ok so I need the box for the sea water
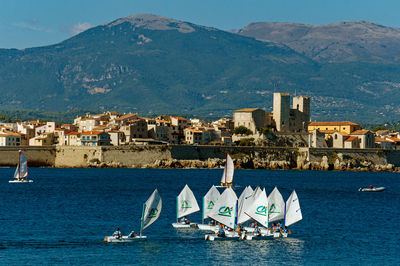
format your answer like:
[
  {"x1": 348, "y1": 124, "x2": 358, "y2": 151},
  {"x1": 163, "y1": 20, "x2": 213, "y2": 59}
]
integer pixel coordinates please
[{"x1": 0, "y1": 168, "x2": 399, "y2": 265}]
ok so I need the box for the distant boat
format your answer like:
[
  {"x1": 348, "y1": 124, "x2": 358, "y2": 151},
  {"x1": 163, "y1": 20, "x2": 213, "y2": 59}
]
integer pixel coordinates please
[
  {"x1": 282, "y1": 190, "x2": 303, "y2": 237},
  {"x1": 9, "y1": 150, "x2": 33, "y2": 183},
  {"x1": 359, "y1": 187, "x2": 386, "y2": 192},
  {"x1": 218, "y1": 153, "x2": 234, "y2": 188},
  {"x1": 172, "y1": 185, "x2": 200, "y2": 228},
  {"x1": 104, "y1": 189, "x2": 162, "y2": 242}
]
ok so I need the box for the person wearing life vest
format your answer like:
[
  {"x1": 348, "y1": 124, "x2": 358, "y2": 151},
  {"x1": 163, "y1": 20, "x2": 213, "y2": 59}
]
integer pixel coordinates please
[
  {"x1": 180, "y1": 216, "x2": 190, "y2": 224},
  {"x1": 112, "y1": 227, "x2": 122, "y2": 239},
  {"x1": 282, "y1": 226, "x2": 291, "y2": 234},
  {"x1": 250, "y1": 220, "x2": 257, "y2": 228},
  {"x1": 254, "y1": 224, "x2": 261, "y2": 236},
  {"x1": 369, "y1": 185, "x2": 373, "y2": 189},
  {"x1": 128, "y1": 231, "x2": 136, "y2": 238},
  {"x1": 216, "y1": 224, "x2": 226, "y2": 237}
]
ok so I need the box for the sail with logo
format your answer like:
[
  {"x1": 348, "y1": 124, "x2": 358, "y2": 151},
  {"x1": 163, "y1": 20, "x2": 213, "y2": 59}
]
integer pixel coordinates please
[
  {"x1": 219, "y1": 153, "x2": 234, "y2": 187},
  {"x1": 244, "y1": 188, "x2": 269, "y2": 229},
  {"x1": 267, "y1": 187, "x2": 285, "y2": 222},
  {"x1": 283, "y1": 190, "x2": 302, "y2": 234},
  {"x1": 104, "y1": 189, "x2": 162, "y2": 242},
  {"x1": 198, "y1": 185, "x2": 221, "y2": 231},
  {"x1": 208, "y1": 187, "x2": 238, "y2": 229},
  {"x1": 172, "y1": 184, "x2": 200, "y2": 228}
]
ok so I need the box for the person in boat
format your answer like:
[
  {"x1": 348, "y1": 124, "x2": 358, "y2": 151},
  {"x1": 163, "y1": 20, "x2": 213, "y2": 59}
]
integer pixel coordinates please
[
  {"x1": 209, "y1": 218, "x2": 216, "y2": 225},
  {"x1": 369, "y1": 185, "x2": 374, "y2": 189},
  {"x1": 277, "y1": 221, "x2": 283, "y2": 231},
  {"x1": 235, "y1": 224, "x2": 243, "y2": 237},
  {"x1": 180, "y1": 216, "x2": 190, "y2": 224},
  {"x1": 250, "y1": 220, "x2": 257, "y2": 228},
  {"x1": 216, "y1": 224, "x2": 226, "y2": 237},
  {"x1": 128, "y1": 231, "x2": 136, "y2": 238},
  {"x1": 253, "y1": 224, "x2": 261, "y2": 236},
  {"x1": 282, "y1": 226, "x2": 291, "y2": 235},
  {"x1": 112, "y1": 227, "x2": 122, "y2": 239}
]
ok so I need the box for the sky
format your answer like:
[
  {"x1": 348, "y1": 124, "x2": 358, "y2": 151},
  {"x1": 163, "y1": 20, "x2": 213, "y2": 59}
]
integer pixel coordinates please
[{"x1": 1, "y1": 0, "x2": 400, "y2": 49}]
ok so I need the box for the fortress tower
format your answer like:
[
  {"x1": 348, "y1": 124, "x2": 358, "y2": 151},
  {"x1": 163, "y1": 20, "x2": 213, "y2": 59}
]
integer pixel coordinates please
[{"x1": 273, "y1": 92, "x2": 290, "y2": 132}]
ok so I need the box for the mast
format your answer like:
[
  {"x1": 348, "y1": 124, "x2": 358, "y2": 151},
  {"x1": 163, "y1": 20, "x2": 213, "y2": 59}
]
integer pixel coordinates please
[
  {"x1": 18, "y1": 150, "x2": 21, "y2": 180},
  {"x1": 283, "y1": 202, "x2": 286, "y2": 227},
  {"x1": 139, "y1": 203, "x2": 145, "y2": 237}
]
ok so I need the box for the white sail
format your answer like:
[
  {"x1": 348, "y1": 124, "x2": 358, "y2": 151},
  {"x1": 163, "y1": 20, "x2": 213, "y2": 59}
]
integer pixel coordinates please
[
  {"x1": 244, "y1": 189, "x2": 269, "y2": 228},
  {"x1": 220, "y1": 153, "x2": 234, "y2": 184},
  {"x1": 141, "y1": 189, "x2": 162, "y2": 232},
  {"x1": 237, "y1": 186, "x2": 254, "y2": 224},
  {"x1": 268, "y1": 187, "x2": 285, "y2": 222},
  {"x1": 285, "y1": 190, "x2": 302, "y2": 227},
  {"x1": 13, "y1": 164, "x2": 20, "y2": 179},
  {"x1": 176, "y1": 184, "x2": 200, "y2": 219},
  {"x1": 203, "y1": 185, "x2": 220, "y2": 220},
  {"x1": 208, "y1": 187, "x2": 237, "y2": 229}
]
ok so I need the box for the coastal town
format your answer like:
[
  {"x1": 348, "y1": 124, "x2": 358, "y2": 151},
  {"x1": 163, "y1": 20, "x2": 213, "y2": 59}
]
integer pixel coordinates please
[{"x1": 0, "y1": 92, "x2": 399, "y2": 150}]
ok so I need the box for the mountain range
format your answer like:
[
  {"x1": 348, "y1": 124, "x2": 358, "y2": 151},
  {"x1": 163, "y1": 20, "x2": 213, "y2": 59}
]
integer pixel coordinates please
[{"x1": 1, "y1": 14, "x2": 399, "y2": 123}]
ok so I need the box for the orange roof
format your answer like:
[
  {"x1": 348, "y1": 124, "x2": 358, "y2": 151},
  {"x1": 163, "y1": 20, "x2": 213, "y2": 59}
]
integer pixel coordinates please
[
  {"x1": 108, "y1": 130, "x2": 123, "y2": 133},
  {"x1": 309, "y1": 121, "x2": 360, "y2": 126},
  {"x1": 171, "y1": 116, "x2": 187, "y2": 121},
  {"x1": 387, "y1": 137, "x2": 400, "y2": 143},
  {"x1": 66, "y1": 132, "x2": 80, "y2": 136},
  {"x1": 345, "y1": 136, "x2": 358, "y2": 142},
  {"x1": 375, "y1": 137, "x2": 393, "y2": 143},
  {"x1": 351, "y1": 130, "x2": 371, "y2": 135},
  {"x1": 186, "y1": 128, "x2": 203, "y2": 134},
  {"x1": 334, "y1": 131, "x2": 349, "y2": 136},
  {"x1": 81, "y1": 131, "x2": 103, "y2": 135},
  {"x1": 234, "y1": 108, "x2": 260, "y2": 112}
]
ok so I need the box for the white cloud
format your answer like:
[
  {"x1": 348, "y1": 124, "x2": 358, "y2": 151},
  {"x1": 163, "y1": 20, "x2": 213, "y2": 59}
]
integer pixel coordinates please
[{"x1": 62, "y1": 22, "x2": 93, "y2": 35}]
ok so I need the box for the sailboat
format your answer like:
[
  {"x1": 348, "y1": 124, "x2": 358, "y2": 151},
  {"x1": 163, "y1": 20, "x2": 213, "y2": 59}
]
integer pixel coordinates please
[
  {"x1": 242, "y1": 187, "x2": 270, "y2": 236},
  {"x1": 237, "y1": 186, "x2": 254, "y2": 226},
  {"x1": 198, "y1": 185, "x2": 220, "y2": 231},
  {"x1": 205, "y1": 187, "x2": 238, "y2": 241},
  {"x1": 267, "y1": 187, "x2": 285, "y2": 237},
  {"x1": 282, "y1": 190, "x2": 302, "y2": 237},
  {"x1": 9, "y1": 150, "x2": 32, "y2": 183},
  {"x1": 218, "y1": 153, "x2": 234, "y2": 188},
  {"x1": 104, "y1": 189, "x2": 162, "y2": 242},
  {"x1": 172, "y1": 184, "x2": 200, "y2": 228},
  {"x1": 243, "y1": 188, "x2": 270, "y2": 240}
]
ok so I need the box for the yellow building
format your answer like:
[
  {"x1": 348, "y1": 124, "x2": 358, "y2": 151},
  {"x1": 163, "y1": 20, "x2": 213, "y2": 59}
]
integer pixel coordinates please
[{"x1": 308, "y1": 121, "x2": 361, "y2": 135}]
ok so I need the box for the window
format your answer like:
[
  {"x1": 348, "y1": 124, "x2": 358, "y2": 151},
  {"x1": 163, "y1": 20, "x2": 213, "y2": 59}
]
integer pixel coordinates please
[{"x1": 335, "y1": 135, "x2": 337, "y2": 140}]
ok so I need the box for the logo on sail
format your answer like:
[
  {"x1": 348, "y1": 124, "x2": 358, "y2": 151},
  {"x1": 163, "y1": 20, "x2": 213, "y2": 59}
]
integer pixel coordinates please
[
  {"x1": 148, "y1": 208, "x2": 158, "y2": 218},
  {"x1": 255, "y1": 206, "x2": 267, "y2": 216},
  {"x1": 207, "y1": 201, "x2": 215, "y2": 209},
  {"x1": 218, "y1": 206, "x2": 233, "y2": 217},
  {"x1": 269, "y1": 204, "x2": 280, "y2": 214},
  {"x1": 181, "y1": 200, "x2": 191, "y2": 209}
]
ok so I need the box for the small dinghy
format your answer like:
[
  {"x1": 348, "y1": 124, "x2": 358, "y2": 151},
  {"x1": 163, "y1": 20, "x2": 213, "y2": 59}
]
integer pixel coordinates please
[
  {"x1": 359, "y1": 187, "x2": 386, "y2": 192},
  {"x1": 104, "y1": 189, "x2": 162, "y2": 242},
  {"x1": 172, "y1": 184, "x2": 200, "y2": 229},
  {"x1": 9, "y1": 151, "x2": 33, "y2": 183},
  {"x1": 198, "y1": 185, "x2": 220, "y2": 231}
]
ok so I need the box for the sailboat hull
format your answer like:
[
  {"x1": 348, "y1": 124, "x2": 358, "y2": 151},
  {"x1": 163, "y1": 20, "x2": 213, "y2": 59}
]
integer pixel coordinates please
[
  {"x1": 9, "y1": 180, "x2": 33, "y2": 183},
  {"x1": 172, "y1": 223, "x2": 197, "y2": 229},
  {"x1": 197, "y1": 224, "x2": 219, "y2": 231},
  {"x1": 103, "y1": 235, "x2": 147, "y2": 242}
]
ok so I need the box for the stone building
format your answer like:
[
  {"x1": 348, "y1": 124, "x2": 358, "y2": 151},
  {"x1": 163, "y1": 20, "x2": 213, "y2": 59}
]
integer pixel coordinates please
[{"x1": 233, "y1": 108, "x2": 271, "y2": 134}]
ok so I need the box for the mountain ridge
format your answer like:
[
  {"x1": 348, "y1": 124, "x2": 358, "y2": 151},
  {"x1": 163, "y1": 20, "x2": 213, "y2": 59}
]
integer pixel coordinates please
[{"x1": 0, "y1": 14, "x2": 399, "y2": 123}]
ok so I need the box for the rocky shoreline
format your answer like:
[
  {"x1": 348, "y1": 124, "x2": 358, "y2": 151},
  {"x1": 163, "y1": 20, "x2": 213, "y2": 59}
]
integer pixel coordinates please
[{"x1": 89, "y1": 155, "x2": 400, "y2": 172}]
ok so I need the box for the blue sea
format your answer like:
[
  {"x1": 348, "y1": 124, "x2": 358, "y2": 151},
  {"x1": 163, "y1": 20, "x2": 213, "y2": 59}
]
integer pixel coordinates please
[{"x1": 0, "y1": 168, "x2": 399, "y2": 265}]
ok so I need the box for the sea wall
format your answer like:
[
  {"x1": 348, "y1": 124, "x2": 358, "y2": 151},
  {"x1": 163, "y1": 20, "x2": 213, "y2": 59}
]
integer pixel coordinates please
[{"x1": 0, "y1": 145, "x2": 399, "y2": 171}]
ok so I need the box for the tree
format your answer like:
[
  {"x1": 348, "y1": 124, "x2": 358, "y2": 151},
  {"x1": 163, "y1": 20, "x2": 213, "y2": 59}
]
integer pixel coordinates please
[
  {"x1": 233, "y1": 126, "x2": 253, "y2": 136},
  {"x1": 372, "y1": 126, "x2": 387, "y2": 132},
  {"x1": 238, "y1": 138, "x2": 255, "y2": 146}
]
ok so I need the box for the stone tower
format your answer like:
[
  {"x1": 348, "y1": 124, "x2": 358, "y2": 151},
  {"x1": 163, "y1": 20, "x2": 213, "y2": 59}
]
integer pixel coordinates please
[
  {"x1": 273, "y1": 92, "x2": 290, "y2": 132},
  {"x1": 293, "y1": 96, "x2": 310, "y2": 118}
]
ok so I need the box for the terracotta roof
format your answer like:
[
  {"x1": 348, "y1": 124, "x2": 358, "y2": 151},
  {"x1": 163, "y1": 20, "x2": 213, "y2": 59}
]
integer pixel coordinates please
[
  {"x1": 234, "y1": 108, "x2": 260, "y2": 112},
  {"x1": 108, "y1": 130, "x2": 123, "y2": 133},
  {"x1": 0, "y1": 133, "x2": 20, "y2": 137},
  {"x1": 375, "y1": 137, "x2": 393, "y2": 143},
  {"x1": 185, "y1": 128, "x2": 203, "y2": 134},
  {"x1": 350, "y1": 130, "x2": 371, "y2": 135},
  {"x1": 66, "y1": 132, "x2": 80, "y2": 136},
  {"x1": 334, "y1": 131, "x2": 349, "y2": 136},
  {"x1": 171, "y1": 116, "x2": 187, "y2": 121},
  {"x1": 387, "y1": 137, "x2": 400, "y2": 143},
  {"x1": 309, "y1": 121, "x2": 360, "y2": 126},
  {"x1": 345, "y1": 136, "x2": 358, "y2": 142},
  {"x1": 81, "y1": 131, "x2": 104, "y2": 135},
  {"x1": 310, "y1": 129, "x2": 336, "y2": 134}
]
